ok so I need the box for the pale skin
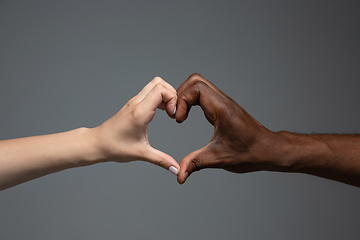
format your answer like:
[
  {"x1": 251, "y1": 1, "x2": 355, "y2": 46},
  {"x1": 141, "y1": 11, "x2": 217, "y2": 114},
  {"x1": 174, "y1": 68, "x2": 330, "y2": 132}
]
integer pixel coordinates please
[
  {"x1": 0, "y1": 77, "x2": 180, "y2": 191},
  {"x1": 175, "y1": 73, "x2": 360, "y2": 187}
]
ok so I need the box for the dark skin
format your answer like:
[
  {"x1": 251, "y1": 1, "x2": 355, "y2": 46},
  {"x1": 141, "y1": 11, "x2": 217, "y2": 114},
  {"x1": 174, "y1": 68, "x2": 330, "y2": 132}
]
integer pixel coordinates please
[{"x1": 175, "y1": 73, "x2": 360, "y2": 187}]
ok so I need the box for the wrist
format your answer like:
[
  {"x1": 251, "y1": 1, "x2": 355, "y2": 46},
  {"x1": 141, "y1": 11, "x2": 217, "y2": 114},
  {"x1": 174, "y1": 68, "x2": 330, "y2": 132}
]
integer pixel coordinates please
[
  {"x1": 251, "y1": 130, "x2": 291, "y2": 171},
  {"x1": 75, "y1": 127, "x2": 107, "y2": 165},
  {"x1": 272, "y1": 131, "x2": 329, "y2": 173}
]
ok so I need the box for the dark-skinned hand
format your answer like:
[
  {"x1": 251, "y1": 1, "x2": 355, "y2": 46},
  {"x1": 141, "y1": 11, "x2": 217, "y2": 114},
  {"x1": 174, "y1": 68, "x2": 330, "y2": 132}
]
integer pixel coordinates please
[{"x1": 175, "y1": 73, "x2": 281, "y2": 184}]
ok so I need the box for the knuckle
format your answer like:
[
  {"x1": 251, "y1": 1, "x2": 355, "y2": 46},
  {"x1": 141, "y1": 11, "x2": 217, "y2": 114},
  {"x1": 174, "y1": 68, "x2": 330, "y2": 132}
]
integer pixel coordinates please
[
  {"x1": 183, "y1": 73, "x2": 204, "y2": 87},
  {"x1": 125, "y1": 97, "x2": 136, "y2": 108},
  {"x1": 154, "y1": 83, "x2": 165, "y2": 90},
  {"x1": 179, "y1": 93, "x2": 187, "y2": 101},
  {"x1": 189, "y1": 73, "x2": 202, "y2": 80},
  {"x1": 189, "y1": 80, "x2": 208, "y2": 95},
  {"x1": 153, "y1": 76, "x2": 164, "y2": 84},
  {"x1": 189, "y1": 73, "x2": 206, "y2": 85},
  {"x1": 125, "y1": 102, "x2": 132, "y2": 109},
  {"x1": 157, "y1": 158, "x2": 166, "y2": 168},
  {"x1": 191, "y1": 158, "x2": 202, "y2": 172},
  {"x1": 131, "y1": 105, "x2": 144, "y2": 119},
  {"x1": 179, "y1": 95, "x2": 191, "y2": 109},
  {"x1": 193, "y1": 79, "x2": 207, "y2": 89}
]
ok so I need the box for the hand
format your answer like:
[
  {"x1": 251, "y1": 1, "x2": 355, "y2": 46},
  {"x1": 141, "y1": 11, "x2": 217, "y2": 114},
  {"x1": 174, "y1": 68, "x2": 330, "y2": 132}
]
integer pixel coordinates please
[
  {"x1": 93, "y1": 77, "x2": 180, "y2": 175},
  {"x1": 175, "y1": 73, "x2": 279, "y2": 184}
]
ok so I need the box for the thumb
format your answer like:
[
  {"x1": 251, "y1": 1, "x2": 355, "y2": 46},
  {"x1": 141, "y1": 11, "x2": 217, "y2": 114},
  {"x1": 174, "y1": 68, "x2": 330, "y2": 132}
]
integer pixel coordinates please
[
  {"x1": 177, "y1": 145, "x2": 215, "y2": 184},
  {"x1": 140, "y1": 146, "x2": 180, "y2": 176}
]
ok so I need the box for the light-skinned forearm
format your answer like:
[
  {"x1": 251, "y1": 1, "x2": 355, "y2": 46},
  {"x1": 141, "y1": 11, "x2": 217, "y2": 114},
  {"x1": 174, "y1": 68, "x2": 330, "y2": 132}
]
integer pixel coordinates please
[
  {"x1": 0, "y1": 127, "x2": 101, "y2": 191},
  {"x1": 276, "y1": 131, "x2": 360, "y2": 187},
  {"x1": 0, "y1": 77, "x2": 181, "y2": 190}
]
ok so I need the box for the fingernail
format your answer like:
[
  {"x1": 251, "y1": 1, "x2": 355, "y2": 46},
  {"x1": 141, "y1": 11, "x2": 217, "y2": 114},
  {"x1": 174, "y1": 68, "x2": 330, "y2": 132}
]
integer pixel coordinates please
[
  {"x1": 173, "y1": 106, "x2": 177, "y2": 116},
  {"x1": 183, "y1": 172, "x2": 189, "y2": 179},
  {"x1": 169, "y1": 166, "x2": 179, "y2": 176}
]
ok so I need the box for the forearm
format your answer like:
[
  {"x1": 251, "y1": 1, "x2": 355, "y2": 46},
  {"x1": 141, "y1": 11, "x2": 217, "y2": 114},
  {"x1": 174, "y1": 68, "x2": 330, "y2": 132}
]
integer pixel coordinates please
[
  {"x1": 275, "y1": 131, "x2": 360, "y2": 187},
  {"x1": 0, "y1": 127, "x2": 102, "y2": 190}
]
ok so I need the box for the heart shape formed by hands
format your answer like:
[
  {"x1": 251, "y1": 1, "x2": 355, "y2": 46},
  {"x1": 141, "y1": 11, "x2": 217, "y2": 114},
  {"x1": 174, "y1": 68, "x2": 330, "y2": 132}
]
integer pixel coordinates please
[{"x1": 94, "y1": 74, "x2": 276, "y2": 185}]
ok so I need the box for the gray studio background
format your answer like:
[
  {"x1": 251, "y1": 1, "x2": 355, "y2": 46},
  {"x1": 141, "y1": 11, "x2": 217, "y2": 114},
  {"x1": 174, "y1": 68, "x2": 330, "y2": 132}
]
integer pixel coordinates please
[{"x1": 0, "y1": 0, "x2": 360, "y2": 239}]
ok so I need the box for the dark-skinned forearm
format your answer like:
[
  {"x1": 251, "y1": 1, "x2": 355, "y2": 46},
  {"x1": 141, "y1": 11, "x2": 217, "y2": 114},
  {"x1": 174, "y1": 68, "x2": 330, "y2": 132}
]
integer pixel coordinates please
[{"x1": 274, "y1": 131, "x2": 360, "y2": 187}]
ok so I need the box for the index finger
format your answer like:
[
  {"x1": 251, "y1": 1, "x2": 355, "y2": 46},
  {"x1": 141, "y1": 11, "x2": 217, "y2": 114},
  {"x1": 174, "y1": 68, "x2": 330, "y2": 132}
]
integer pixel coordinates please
[
  {"x1": 133, "y1": 77, "x2": 177, "y2": 104},
  {"x1": 177, "y1": 73, "x2": 225, "y2": 97},
  {"x1": 139, "y1": 83, "x2": 177, "y2": 124},
  {"x1": 175, "y1": 80, "x2": 225, "y2": 125}
]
